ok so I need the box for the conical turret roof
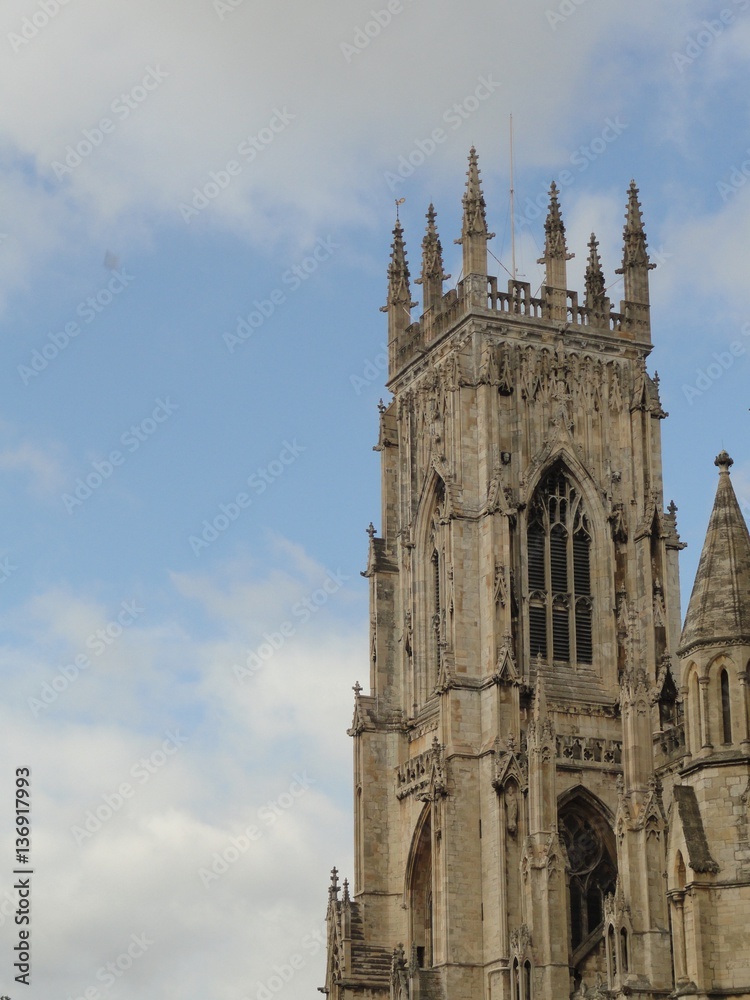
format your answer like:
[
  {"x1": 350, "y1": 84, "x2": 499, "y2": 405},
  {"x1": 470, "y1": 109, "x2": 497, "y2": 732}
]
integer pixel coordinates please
[{"x1": 679, "y1": 451, "x2": 750, "y2": 655}]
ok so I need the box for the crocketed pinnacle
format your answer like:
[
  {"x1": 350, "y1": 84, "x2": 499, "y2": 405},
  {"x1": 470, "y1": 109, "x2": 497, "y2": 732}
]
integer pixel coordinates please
[
  {"x1": 617, "y1": 180, "x2": 655, "y2": 273},
  {"x1": 386, "y1": 217, "x2": 412, "y2": 304},
  {"x1": 417, "y1": 203, "x2": 450, "y2": 286},
  {"x1": 457, "y1": 146, "x2": 495, "y2": 244},
  {"x1": 679, "y1": 451, "x2": 750, "y2": 654},
  {"x1": 584, "y1": 232, "x2": 607, "y2": 306},
  {"x1": 542, "y1": 182, "x2": 571, "y2": 260}
]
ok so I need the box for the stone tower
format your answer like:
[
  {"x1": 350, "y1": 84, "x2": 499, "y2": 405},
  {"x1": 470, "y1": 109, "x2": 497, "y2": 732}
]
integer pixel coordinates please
[{"x1": 320, "y1": 150, "x2": 750, "y2": 1000}]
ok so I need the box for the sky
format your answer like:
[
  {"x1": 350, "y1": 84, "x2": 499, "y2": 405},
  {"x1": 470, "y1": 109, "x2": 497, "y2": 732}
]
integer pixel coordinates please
[{"x1": 0, "y1": 0, "x2": 749, "y2": 998}]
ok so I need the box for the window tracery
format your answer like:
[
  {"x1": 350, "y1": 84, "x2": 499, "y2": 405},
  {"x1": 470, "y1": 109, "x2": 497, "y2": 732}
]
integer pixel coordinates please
[
  {"x1": 527, "y1": 465, "x2": 593, "y2": 665},
  {"x1": 559, "y1": 806, "x2": 617, "y2": 951}
]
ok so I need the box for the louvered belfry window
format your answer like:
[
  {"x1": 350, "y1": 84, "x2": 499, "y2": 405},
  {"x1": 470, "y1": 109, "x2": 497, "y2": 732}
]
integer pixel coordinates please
[{"x1": 527, "y1": 465, "x2": 593, "y2": 665}]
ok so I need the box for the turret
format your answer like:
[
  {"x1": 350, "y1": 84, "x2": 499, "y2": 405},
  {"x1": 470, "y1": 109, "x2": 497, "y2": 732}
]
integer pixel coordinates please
[{"x1": 668, "y1": 453, "x2": 750, "y2": 995}]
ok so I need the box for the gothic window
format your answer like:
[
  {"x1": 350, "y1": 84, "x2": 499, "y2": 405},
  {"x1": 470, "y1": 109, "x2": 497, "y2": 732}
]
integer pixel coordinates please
[
  {"x1": 523, "y1": 960, "x2": 532, "y2": 1000},
  {"x1": 720, "y1": 669, "x2": 732, "y2": 745},
  {"x1": 620, "y1": 928, "x2": 629, "y2": 973},
  {"x1": 559, "y1": 806, "x2": 617, "y2": 952},
  {"x1": 527, "y1": 465, "x2": 593, "y2": 665}
]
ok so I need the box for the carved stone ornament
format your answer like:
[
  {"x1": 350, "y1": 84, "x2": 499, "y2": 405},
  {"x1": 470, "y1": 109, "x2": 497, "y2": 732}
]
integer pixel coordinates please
[
  {"x1": 396, "y1": 737, "x2": 448, "y2": 802},
  {"x1": 492, "y1": 735, "x2": 528, "y2": 794}
]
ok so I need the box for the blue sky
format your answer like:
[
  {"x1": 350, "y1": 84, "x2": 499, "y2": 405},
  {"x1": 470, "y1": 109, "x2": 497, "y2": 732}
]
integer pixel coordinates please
[{"x1": 1, "y1": 1, "x2": 750, "y2": 997}]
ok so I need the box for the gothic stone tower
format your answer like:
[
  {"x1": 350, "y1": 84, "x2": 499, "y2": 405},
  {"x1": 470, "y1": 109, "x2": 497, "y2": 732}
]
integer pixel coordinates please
[{"x1": 321, "y1": 150, "x2": 750, "y2": 1000}]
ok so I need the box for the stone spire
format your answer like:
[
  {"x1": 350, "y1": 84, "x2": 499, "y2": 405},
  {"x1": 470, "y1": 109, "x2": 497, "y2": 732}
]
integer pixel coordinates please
[
  {"x1": 456, "y1": 146, "x2": 494, "y2": 285},
  {"x1": 584, "y1": 232, "x2": 610, "y2": 320},
  {"x1": 416, "y1": 203, "x2": 450, "y2": 314},
  {"x1": 679, "y1": 451, "x2": 750, "y2": 655},
  {"x1": 616, "y1": 180, "x2": 654, "y2": 334},
  {"x1": 537, "y1": 182, "x2": 573, "y2": 320},
  {"x1": 382, "y1": 215, "x2": 416, "y2": 370}
]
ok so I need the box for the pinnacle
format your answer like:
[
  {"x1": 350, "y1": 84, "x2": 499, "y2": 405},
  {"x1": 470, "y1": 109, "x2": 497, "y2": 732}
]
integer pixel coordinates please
[
  {"x1": 618, "y1": 178, "x2": 654, "y2": 272},
  {"x1": 538, "y1": 181, "x2": 571, "y2": 264},
  {"x1": 458, "y1": 146, "x2": 494, "y2": 242},
  {"x1": 465, "y1": 147, "x2": 481, "y2": 199},
  {"x1": 585, "y1": 232, "x2": 607, "y2": 305},
  {"x1": 625, "y1": 180, "x2": 644, "y2": 232},
  {"x1": 383, "y1": 216, "x2": 415, "y2": 315},
  {"x1": 388, "y1": 217, "x2": 409, "y2": 284},
  {"x1": 417, "y1": 203, "x2": 450, "y2": 286},
  {"x1": 547, "y1": 182, "x2": 562, "y2": 222}
]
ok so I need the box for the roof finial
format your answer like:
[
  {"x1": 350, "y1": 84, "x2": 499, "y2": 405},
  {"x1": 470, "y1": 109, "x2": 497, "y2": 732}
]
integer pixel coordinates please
[{"x1": 715, "y1": 450, "x2": 734, "y2": 473}]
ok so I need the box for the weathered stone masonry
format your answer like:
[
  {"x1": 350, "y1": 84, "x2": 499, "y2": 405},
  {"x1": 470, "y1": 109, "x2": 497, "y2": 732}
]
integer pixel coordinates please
[{"x1": 320, "y1": 149, "x2": 750, "y2": 1000}]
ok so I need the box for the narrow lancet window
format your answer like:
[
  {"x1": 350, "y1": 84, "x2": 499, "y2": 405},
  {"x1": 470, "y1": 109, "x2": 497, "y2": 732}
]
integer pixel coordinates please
[{"x1": 721, "y1": 669, "x2": 732, "y2": 744}]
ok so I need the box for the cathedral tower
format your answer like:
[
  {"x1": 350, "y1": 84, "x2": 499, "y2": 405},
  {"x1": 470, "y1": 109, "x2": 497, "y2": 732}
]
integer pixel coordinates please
[{"x1": 321, "y1": 152, "x2": 749, "y2": 1000}]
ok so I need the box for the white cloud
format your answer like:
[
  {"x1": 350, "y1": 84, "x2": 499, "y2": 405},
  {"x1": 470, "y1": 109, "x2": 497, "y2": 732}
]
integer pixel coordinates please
[
  {"x1": 0, "y1": 440, "x2": 67, "y2": 494},
  {"x1": 0, "y1": 0, "x2": 713, "y2": 294},
  {"x1": 0, "y1": 541, "x2": 358, "y2": 998}
]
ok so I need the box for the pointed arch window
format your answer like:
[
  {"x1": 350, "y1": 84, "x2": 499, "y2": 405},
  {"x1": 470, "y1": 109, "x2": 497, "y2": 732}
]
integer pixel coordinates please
[{"x1": 527, "y1": 465, "x2": 593, "y2": 665}]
